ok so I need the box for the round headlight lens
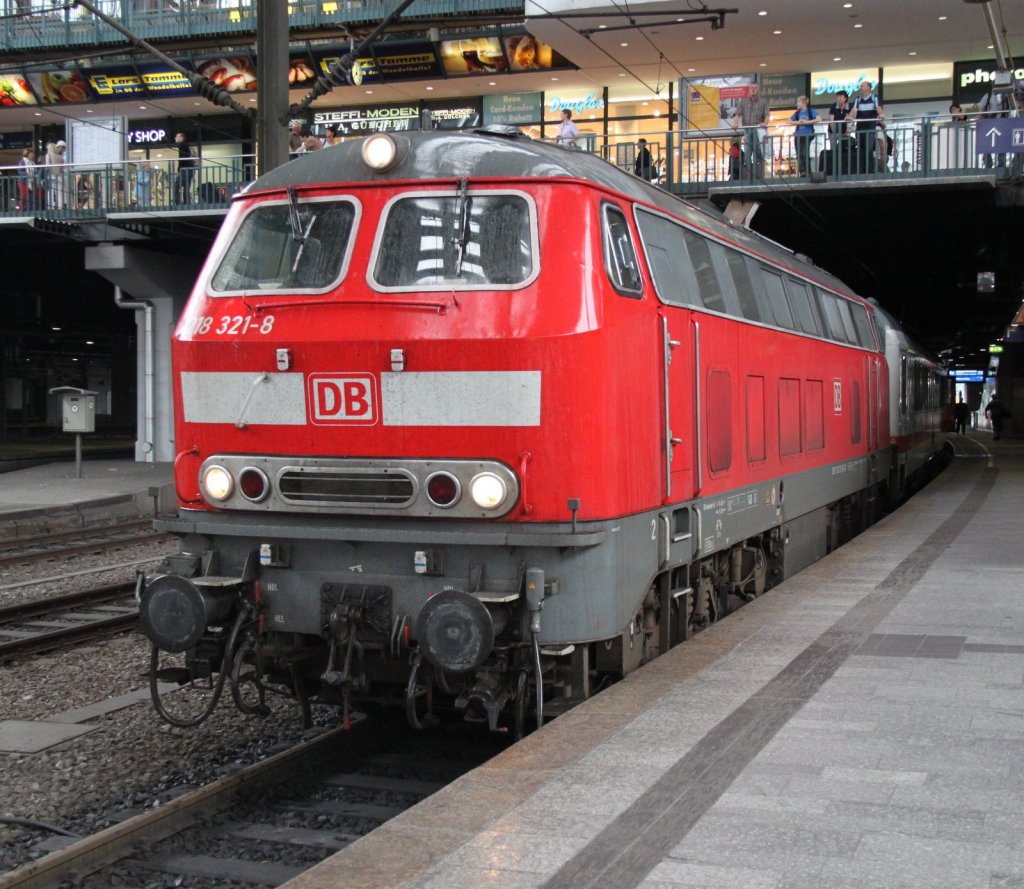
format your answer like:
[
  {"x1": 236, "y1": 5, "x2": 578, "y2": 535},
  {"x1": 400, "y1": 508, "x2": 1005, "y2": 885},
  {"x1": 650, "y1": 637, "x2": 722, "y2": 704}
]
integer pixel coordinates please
[
  {"x1": 426, "y1": 472, "x2": 461, "y2": 508},
  {"x1": 202, "y1": 465, "x2": 233, "y2": 501},
  {"x1": 238, "y1": 467, "x2": 269, "y2": 502},
  {"x1": 469, "y1": 472, "x2": 507, "y2": 510},
  {"x1": 361, "y1": 133, "x2": 398, "y2": 172}
]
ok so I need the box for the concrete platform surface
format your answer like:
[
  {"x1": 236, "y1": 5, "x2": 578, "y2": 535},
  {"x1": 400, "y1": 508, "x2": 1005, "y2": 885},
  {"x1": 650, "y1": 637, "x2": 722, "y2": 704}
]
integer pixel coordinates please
[
  {"x1": 0, "y1": 459, "x2": 174, "y2": 541},
  {"x1": 281, "y1": 434, "x2": 1024, "y2": 889}
]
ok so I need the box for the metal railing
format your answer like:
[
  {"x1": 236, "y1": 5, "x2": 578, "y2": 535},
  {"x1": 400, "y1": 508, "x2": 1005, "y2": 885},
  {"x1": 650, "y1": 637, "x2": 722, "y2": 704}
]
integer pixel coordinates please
[
  {"x1": 0, "y1": 153, "x2": 254, "y2": 218},
  {"x1": 1, "y1": 114, "x2": 1019, "y2": 224},
  {"x1": 0, "y1": 0, "x2": 525, "y2": 49}
]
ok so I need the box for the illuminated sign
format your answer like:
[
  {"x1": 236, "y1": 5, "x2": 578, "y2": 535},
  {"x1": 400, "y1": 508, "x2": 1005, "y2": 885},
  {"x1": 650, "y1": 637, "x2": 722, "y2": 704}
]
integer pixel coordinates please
[
  {"x1": 483, "y1": 92, "x2": 543, "y2": 125},
  {"x1": 949, "y1": 370, "x2": 986, "y2": 381},
  {"x1": 128, "y1": 128, "x2": 167, "y2": 144},
  {"x1": 314, "y1": 104, "x2": 419, "y2": 134},
  {"x1": 547, "y1": 93, "x2": 604, "y2": 114},
  {"x1": 989, "y1": 344, "x2": 1004, "y2": 354}
]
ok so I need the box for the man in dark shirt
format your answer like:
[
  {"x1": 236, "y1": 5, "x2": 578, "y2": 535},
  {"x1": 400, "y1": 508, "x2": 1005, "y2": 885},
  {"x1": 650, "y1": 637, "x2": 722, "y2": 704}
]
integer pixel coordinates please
[{"x1": 174, "y1": 131, "x2": 197, "y2": 204}]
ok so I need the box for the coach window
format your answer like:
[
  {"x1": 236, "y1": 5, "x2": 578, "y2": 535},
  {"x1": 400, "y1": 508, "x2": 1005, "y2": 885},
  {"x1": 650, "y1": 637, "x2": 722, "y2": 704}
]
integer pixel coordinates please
[
  {"x1": 602, "y1": 205, "x2": 642, "y2": 297},
  {"x1": 761, "y1": 272, "x2": 795, "y2": 330},
  {"x1": 211, "y1": 199, "x2": 357, "y2": 293},
  {"x1": 785, "y1": 279, "x2": 821, "y2": 336},
  {"x1": 635, "y1": 210, "x2": 701, "y2": 307},
  {"x1": 372, "y1": 192, "x2": 536, "y2": 290}
]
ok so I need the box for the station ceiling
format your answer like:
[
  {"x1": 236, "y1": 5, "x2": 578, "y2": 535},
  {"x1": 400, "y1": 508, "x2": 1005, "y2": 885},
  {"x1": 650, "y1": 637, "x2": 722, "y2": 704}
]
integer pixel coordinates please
[{"x1": 2, "y1": 0, "x2": 1022, "y2": 363}]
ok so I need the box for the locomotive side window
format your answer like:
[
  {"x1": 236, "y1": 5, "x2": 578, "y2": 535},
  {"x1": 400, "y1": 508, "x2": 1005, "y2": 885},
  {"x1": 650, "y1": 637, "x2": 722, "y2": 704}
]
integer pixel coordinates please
[
  {"x1": 211, "y1": 199, "x2": 357, "y2": 293},
  {"x1": 634, "y1": 210, "x2": 698, "y2": 307},
  {"x1": 726, "y1": 251, "x2": 763, "y2": 322},
  {"x1": 372, "y1": 192, "x2": 535, "y2": 290},
  {"x1": 835, "y1": 299, "x2": 860, "y2": 344},
  {"x1": 817, "y1": 291, "x2": 852, "y2": 343},
  {"x1": 761, "y1": 273, "x2": 795, "y2": 330},
  {"x1": 848, "y1": 302, "x2": 875, "y2": 348},
  {"x1": 602, "y1": 205, "x2": 642, "y2": 297},
  {"x1": 681, "y1": 230, "x2": 727, "y2": 314},
  {"x1": 785, "y1": 279, "x2": 821, "y2": 336}
]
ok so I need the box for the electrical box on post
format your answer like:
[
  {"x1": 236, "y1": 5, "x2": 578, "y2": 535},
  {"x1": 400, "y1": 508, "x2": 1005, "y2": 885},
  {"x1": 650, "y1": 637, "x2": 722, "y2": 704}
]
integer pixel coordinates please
[{"x1": 50, "y1": 387, "x2": 98, "y2": 433}]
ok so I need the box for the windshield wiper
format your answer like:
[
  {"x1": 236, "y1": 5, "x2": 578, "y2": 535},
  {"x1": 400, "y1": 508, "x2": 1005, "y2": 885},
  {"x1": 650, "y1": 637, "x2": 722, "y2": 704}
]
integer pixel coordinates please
[
  {"x1": 286, "y1": 186, "x2": 316, "y2": 274},
  {"x1": 451, "y1": 177, "x2": 470, "y2": 277}
]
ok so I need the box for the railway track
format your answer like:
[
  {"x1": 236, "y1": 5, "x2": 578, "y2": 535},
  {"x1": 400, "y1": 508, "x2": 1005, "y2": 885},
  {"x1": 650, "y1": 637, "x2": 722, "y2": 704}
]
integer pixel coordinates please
[
  {"x1": 0, "y1": 717, "x2": 503, "y2": 889},
  {"x1": 0, "y1": 520, "x2": 167, "y2": 570},
  {"x1": 0, "y1": 582, "x2": 138, "y2": 661}
]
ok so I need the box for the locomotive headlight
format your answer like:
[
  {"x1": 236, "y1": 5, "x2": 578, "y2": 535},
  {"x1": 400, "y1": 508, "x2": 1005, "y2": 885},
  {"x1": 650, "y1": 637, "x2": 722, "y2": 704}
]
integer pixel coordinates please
[
  {"x1": 469, "y1": 472, "x2": 508, "y2": 510},
  {"x1": 362, "y1": 133, "x2": 399, "y2": 172},
  {"x1": 202, "y1": 465, "x2": 234, "y2": 501}
]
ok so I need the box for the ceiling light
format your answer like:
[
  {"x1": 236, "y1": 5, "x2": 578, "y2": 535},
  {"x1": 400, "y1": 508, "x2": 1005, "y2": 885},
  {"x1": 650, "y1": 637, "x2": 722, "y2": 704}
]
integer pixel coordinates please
[
  {"x1": 688, "y1": 67, "x2": 696, "y2": 72},
  {"x1": 833, "y1": 56, "x2": 842, "y2": 61},
  {"x1": 599, "y1": 24, "x2": 607, "y2": 29},
  {"x1": 618, "y1": 72, "x2": 626, "y2": 76},
  {"x1": 489, "y1": 81, "x2": 496, "y2": 85},
  {"x1": 758, "y1": 9, "x2": 767, "y2": 14},
  {"x1": 551, "y1": 76, "x2": 559, "y2": 81},
  {"x1": 938, "y1": 15, "x2": 947, "y2": 20},
  {"x1": 842, "y1": 2, "x2": 852, "y2": 6},
  {"x1": 139, "y1": 105, "x2": 147, "y2": 109},
  {"x1": 695, "y1": 35, "x2": 704, "y2": 40},
  {"x1": 908, "y1": 51, "x2": 917, "y2": 56},
  {"x1": 773, "y1": 29, "x2": 781, "y2": 34},
  {"x1": 620, "y1": 42, "x2": 629, "y2": 47},
  {"x1": 853, "y1": 23, "x2": 863, "y2": 28},
  {"x1": 34, "y1": 111, "x2": 42, "y2": 116},
  {"x1": 425, "y1": 85, "x2": 433, "y2": 90},
  {"x1": 759, "y1": 62, "x2": 767, "y2": 67}
]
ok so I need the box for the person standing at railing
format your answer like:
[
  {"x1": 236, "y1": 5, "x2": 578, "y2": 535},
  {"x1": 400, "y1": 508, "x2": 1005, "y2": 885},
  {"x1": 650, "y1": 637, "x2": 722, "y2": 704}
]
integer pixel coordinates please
[
  {"x1": 787, "y1": 96, "x2": 820, "y2": 178},
  {"x1": 16, "y1": 148, "x2": 36, "y2": 212},
  {"x1": 634, "y1": 138, "x2": 654, "y2": 181},
  {"x1": 45, "y1": 140, "x2": 68, "y2": 210},
  {"x1": 849, "y1": 81, "x2": 883, "y2": 175},
  {"x1": 729, "y1": 81, "x2": 769, "y2": 181},
  {"x1": 556, "y1": 109, "x2": 580, "y2": 148},
  {"x1": 827, "y1": 90, "x2": 852, "y2": 173},
  {"x1": 174, "y1": 131, "x2": 198, "y2": 204}
]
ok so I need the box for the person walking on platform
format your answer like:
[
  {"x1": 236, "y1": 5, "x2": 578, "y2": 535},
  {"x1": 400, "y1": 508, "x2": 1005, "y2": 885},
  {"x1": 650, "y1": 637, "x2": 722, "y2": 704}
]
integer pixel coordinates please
[
  {"x1": 953, "y1": 394, "x2": 970, "y2": 434},
  {"x1": 985, "y1": 393, "x2": 1010, "y2": 440}
]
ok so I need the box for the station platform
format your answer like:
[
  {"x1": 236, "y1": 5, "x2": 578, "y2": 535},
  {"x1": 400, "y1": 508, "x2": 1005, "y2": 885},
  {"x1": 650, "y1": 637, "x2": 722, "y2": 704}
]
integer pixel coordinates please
[
  {"x1": 283, "y1": 432, "x2": 1024, "y2": 889},
  {"x1": 0, "y1": 458, "x2": 174, "y2": 542}
]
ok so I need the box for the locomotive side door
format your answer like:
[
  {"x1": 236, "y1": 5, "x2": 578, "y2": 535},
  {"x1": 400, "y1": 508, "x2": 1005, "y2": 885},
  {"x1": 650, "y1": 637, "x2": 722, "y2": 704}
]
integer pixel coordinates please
[{"x1": 661, "y1": 306, "x2": 696, "y2": 503}]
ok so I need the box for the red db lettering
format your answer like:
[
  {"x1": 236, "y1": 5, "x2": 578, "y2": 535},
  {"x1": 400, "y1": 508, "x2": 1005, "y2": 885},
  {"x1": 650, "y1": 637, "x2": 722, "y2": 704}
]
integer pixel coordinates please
[{"x1": 308, "y1": 374, "x2": 377, "y2": 425}]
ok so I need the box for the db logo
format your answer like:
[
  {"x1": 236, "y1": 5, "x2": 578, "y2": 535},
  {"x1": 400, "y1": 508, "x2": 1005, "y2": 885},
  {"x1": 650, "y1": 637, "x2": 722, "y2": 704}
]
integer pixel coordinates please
[{"x1": 308, "y1": 374, "x2": 377, "y2": 425}]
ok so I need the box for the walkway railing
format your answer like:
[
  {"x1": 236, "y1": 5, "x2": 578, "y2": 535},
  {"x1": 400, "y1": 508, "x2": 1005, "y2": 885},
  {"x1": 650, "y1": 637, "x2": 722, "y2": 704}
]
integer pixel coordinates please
[
  {"x1": 1, "y1": 114, "x2": 1019, "y2": 223},
  {"x1": 0, "y1": 153, "x2": 254, "y2": 219},
  {"x1": 0, "y1": 0, "x2": 525, "y2": 49}
]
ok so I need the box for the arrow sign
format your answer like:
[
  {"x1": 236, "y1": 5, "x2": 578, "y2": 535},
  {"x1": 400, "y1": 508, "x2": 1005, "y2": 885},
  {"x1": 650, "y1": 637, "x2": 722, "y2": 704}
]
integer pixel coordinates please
[{"x1": 977, "y1": 119, "x2": 1024, "y2": 154}]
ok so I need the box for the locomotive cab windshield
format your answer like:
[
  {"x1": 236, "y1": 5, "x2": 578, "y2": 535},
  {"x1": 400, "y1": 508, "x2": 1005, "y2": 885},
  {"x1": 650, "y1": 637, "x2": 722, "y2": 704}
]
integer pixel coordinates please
[{"x1": 210, "y1": 197, "x2": 358, "y2": 294}]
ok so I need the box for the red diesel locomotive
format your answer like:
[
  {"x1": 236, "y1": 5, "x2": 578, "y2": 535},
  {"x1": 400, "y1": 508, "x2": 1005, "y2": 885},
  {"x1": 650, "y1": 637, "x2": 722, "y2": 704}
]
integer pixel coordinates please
[{"x1": 141, "y1": 127, "x2": 948, "y2": 733}]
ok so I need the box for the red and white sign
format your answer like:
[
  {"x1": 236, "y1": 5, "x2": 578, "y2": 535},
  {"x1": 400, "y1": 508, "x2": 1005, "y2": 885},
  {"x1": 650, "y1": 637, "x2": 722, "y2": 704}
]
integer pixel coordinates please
[{"x1": 308, "y1": 374, "x2": 377, "y2": 425}]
